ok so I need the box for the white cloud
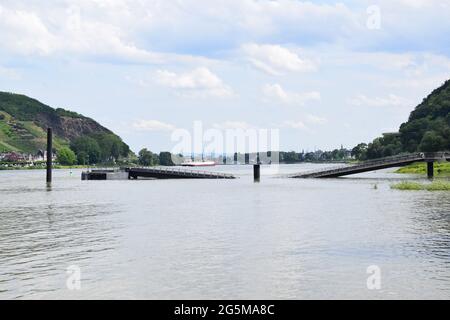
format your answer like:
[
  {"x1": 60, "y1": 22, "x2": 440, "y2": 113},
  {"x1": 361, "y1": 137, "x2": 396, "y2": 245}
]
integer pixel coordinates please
[
  {"x1": 262, "y1": 84, "x2": 320, "y2": 106},
  {"x1": 306, "y1": 114, "x2": 328, "y2": 125},
  {"x1": 132, "y1": 120, "x2": 176, "y2": 132},
  {"x1": 0, "y1": 3, "x2": 214, "y2": 65},
  {"x1": 277, "y1": 115, "x2": 326, "y2": 132},
  {"x1": 281, "y1": 120, "x2": 308, "y2": 130},
  {"x1": 242, "y1": 43, "x2": 317, "y2": 75},
  {"x1": 0, "y1": 1, "x2": 449, "y2": 66},
  {"x1": 349, "y1": 94, "x2": 413, "y2": 108},
  {"x1": 0, "y1": 7, "x2": 55, "y2": 56},
  {"x1": 155, "y1": 67, "x2": 233, "y2": 98}
]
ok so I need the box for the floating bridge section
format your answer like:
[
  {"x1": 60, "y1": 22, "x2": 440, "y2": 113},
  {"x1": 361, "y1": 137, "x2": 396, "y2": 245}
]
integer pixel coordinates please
[
  {"x1": 127, "y1": 167, "x2": 236, "y2": 179},
  {"x1": 289, "y1": 152, "x2": 450, "y2": 179},
  {"x1": 82, "y1": 167, "x2": 236, "y2": 180}
]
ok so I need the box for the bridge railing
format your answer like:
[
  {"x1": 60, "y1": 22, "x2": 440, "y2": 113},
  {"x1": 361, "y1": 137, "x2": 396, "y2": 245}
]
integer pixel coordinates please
[
  {"x1": 130, "y1": 166, "x2": 235, "y2": 178},
  {"x1": 289, "y1": 153, "x2": 424, "y2": 178}
]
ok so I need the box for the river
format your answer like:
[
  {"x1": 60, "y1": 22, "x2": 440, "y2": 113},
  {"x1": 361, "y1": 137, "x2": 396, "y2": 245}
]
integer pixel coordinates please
[{"x1": 0, "y1": 164, "x2": 449, "y2": 299}]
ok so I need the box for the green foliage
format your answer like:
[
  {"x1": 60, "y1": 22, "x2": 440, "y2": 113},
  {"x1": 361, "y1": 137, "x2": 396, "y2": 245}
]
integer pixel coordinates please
[
  {"x1": 71, "y1": 136, "x2": 101, "y2": 164},
  {"x1": 138, "y1": 148, "x2": 159, "y2": 166},
  {"x1": 0, "y1": 91, "x2": 131, "y2": 161},
  {"x1": 391, "y1": 181, "x2": 424, "y2": 190},
  {"x1": 76, "y1": 151, "x2": 88, "y2": 165},
  {"x1": 70, "y1": 134, "x2": 127, "y2": 165},
  {"x1": 90, "y1": 133, "x2": 130, "y2": 162},
  {"x1": 281, "y1": 151, "x2": 300, "y2": 163},
  {"x1": 57, "y1": 147, "x2": 77, "y2": 165},
  {"x1": 0, "y1": 120, "x2": 12, "y2": 137},
  {"x1": 391, "y1": 180, "x2": 450, "y2": 191},
  {"x1": 351, "y1": 143, "x2": 368, "y2": 161},
  {"x1": 0, "y1": 92, "x2": 57, "y2": 121},
  {"x1": 396, "y1": 162, "x2": 450, "y2": 176},
  {"x1": 419, "y1": 131, "x2": 446, "y2": 152},
  {"x1": 55, "y1": 108, "x2": 84, "y2": 118},
  {"x1": 367, "y1": 134, "x2": 403, "y2": 159},
  {"x1": 363, "y1": 79, "x2": 450, "y2": 159},
  {"x1": 159, "y1": 151, "x2": 175, "y2": 166}
]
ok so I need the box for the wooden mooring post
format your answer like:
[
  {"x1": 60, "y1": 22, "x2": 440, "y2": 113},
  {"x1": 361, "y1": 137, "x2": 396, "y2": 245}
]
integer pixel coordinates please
[
  {"x1": 46, "y1": 128, "x2": 52, "y2": 185},
  {"x1": 253, "y1": 164, "x2": 261, "y2": 182},
  {"x1": 427, "y1": 161, "x2": 434, "y2": 179}
]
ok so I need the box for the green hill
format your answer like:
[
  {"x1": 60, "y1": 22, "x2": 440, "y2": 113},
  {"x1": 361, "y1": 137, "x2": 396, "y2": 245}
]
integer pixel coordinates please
[
  {"x1": 399, "y1": 79, "x2": 450, "y2": 152},
  {"x1": 0, "y1": 92, "x2": 130, "y2": 163},
  {"x1": 358, "y1": 79, "x2": 450, "y2": 160}
]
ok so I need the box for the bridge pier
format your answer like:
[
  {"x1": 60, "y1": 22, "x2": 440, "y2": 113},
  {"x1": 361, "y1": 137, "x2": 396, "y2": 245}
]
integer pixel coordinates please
[
  {"x1": 46, "y1": 128, "x2": 52, "y2": 185},
  {"x1": 427, "y1": 161, "x2": 434, "y2": 179},
  {"x1": 253, "y1": 164, "x2": 261, "y2": 182}
]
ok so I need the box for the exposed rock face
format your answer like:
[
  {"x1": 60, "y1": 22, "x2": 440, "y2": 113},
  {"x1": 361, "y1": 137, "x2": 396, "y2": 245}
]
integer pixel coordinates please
[{"x1": 35, "y1": 113, "x2": 112, "y2": 141}]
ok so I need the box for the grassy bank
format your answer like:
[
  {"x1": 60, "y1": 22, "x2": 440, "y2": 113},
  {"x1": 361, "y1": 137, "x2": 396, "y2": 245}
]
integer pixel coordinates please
[
  {"x1": 391, "y1": 180, "x2": 450, "y2": 191},
  {"x1": 0, "y1": 165, "x2": 103, "y2": 171},
  {"x1": 396, "y1": 162, "x2": 450, "y2": 176}
]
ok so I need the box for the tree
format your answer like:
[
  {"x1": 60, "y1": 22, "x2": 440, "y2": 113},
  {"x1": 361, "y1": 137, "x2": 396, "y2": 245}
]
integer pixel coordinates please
[
  {"x1": 352, "y1": 143, "x2": 368, "y2": 161},
  {"x1": 419, "y1": 131, "x2": 445, "y2": 152},
  {"x1": 76, "y1": 151, "x2": 88, "y2": 165},
  {"x1": 138, "y1": 149, "x2": 159, "y2": 166},
  {"x1": 70, "y1": 136, "x2": 101, "y2": 164},
  {"x1": 91, "y1": 133, "x2": 129, "y2": 162},
  {"x1": 159, "y1": 152, "x2": 175, "y2": 166},
  {"x1": 57, "y1": 147, "x2": 77, "y2": 165}
]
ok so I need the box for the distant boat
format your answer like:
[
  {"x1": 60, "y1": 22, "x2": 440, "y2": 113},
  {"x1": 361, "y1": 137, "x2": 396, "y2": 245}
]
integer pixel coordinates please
[{"x1": 181, "y1": 160, "x2": 216, "y2": 167}]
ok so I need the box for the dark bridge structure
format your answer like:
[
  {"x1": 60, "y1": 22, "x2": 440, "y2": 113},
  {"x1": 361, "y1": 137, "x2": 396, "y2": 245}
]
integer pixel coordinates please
[
  {"x1": 289, "y1": 152, "x2": 450, "y2": 179},
  {"x1": 82, "y1": 166, "x2": 236, "y2": 180},
  {"x1": 127, "y1": 167, "x2": 236, "y2": 179}
]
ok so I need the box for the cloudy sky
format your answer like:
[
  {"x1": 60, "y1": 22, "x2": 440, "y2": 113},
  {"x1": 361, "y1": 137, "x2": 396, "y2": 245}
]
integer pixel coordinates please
[{"x1": 0, "y1": 0, "x2": 449, "y2": 152}]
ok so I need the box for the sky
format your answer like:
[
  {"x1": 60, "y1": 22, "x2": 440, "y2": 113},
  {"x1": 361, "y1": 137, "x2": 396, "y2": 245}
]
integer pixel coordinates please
[{"x1": 0, "y1": 0, "x2": 450, "y2": 153}]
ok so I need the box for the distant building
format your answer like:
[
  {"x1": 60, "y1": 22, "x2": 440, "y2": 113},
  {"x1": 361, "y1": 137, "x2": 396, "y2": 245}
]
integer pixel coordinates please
[
  {"x1": 0, "y1": 150, "x2": 56, "y2": 163},
  {"x1": 2, "y1": 152, "x2": 26, "y2": 162}
]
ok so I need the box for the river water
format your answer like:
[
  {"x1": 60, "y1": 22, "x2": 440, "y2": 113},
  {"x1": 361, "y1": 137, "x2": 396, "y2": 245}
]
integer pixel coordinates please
[{"x1": 0, "y1": 164, "x2": 449, "y2": 299}]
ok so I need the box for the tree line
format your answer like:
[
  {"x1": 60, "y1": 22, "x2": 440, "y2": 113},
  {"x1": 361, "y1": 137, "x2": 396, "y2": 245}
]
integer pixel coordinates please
[{"x1": 56, "y1": 133, "x2": 130, "y2": 165}]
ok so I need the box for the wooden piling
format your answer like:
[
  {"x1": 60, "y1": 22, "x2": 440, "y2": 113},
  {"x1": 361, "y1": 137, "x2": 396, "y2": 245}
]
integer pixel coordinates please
[
  {"x1": 427, "y1": 161, "x2": 434, "y2": 179},
  {"x1": 253, "y1": 164, "x2": 261, "y2": 182},
  {"x1": 46, "y1": 128, "x2": 52, "y2": 184}
]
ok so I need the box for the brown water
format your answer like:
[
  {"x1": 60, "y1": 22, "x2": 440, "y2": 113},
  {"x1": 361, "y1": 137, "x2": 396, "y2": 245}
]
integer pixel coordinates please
[{"x1": 0, "y1": 165, "x2": 449, "y2": 299}]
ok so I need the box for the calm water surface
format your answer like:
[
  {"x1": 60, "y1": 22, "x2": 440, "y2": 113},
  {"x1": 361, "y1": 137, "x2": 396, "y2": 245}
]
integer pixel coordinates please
[{"x1": 0, "y1": 164, "x2": 449, "y2": 299}]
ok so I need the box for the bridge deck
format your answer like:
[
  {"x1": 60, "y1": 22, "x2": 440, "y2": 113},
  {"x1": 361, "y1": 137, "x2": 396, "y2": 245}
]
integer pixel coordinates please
[
  {"x1": 127, "y1": 167, "x2": 236, "y2": 179},
  {"x1": 82, "y1": 167, "x2": 236, "y2": 180},
  {"x1": 290, "y1": 152, "x2": 450, "y2": 179}
]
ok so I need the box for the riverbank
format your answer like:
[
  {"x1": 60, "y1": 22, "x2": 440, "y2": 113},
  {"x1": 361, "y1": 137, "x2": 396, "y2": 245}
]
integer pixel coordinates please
[
  {"x1": 395, "y1": 162, "x2": 450, "y2": 176},
  {"x1": 0, "y1": 165, "x2": 98, "y2": 171}
]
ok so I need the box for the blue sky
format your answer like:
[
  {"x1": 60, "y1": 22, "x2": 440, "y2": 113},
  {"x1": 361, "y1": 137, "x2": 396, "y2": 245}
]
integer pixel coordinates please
[{"x1": 0, "y1": 0, "x2": 450, "y2": 153}]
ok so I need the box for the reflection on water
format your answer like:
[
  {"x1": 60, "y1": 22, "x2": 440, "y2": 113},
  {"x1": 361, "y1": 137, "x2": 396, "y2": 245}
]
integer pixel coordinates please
[{"x1": 0, "y1": 166, "x2": 449, "y2": 299}]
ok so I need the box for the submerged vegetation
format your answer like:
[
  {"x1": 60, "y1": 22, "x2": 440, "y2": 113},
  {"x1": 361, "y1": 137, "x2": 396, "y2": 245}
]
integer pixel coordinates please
[
  {"x1": 391, "y1": 180, "x2": 450, "y2": 191},
  {"x1": 396, "y1": 162, "x2": 450, "y2": 176}
]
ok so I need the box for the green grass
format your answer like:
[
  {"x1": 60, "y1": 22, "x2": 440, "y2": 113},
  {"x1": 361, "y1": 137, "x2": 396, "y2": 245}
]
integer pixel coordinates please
[
  {"x1": 0, "y1": 112, "x2": 69, "y2": 153},
  {"x1": 396, "y1": 162, "x2": 450, "y2": 176},
  {"x1": 391, "y1": 180, "x2": 450, "y2": 191},
  {"x1": 0, "y1": 140, "x2": 19, "y2": 152}
]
